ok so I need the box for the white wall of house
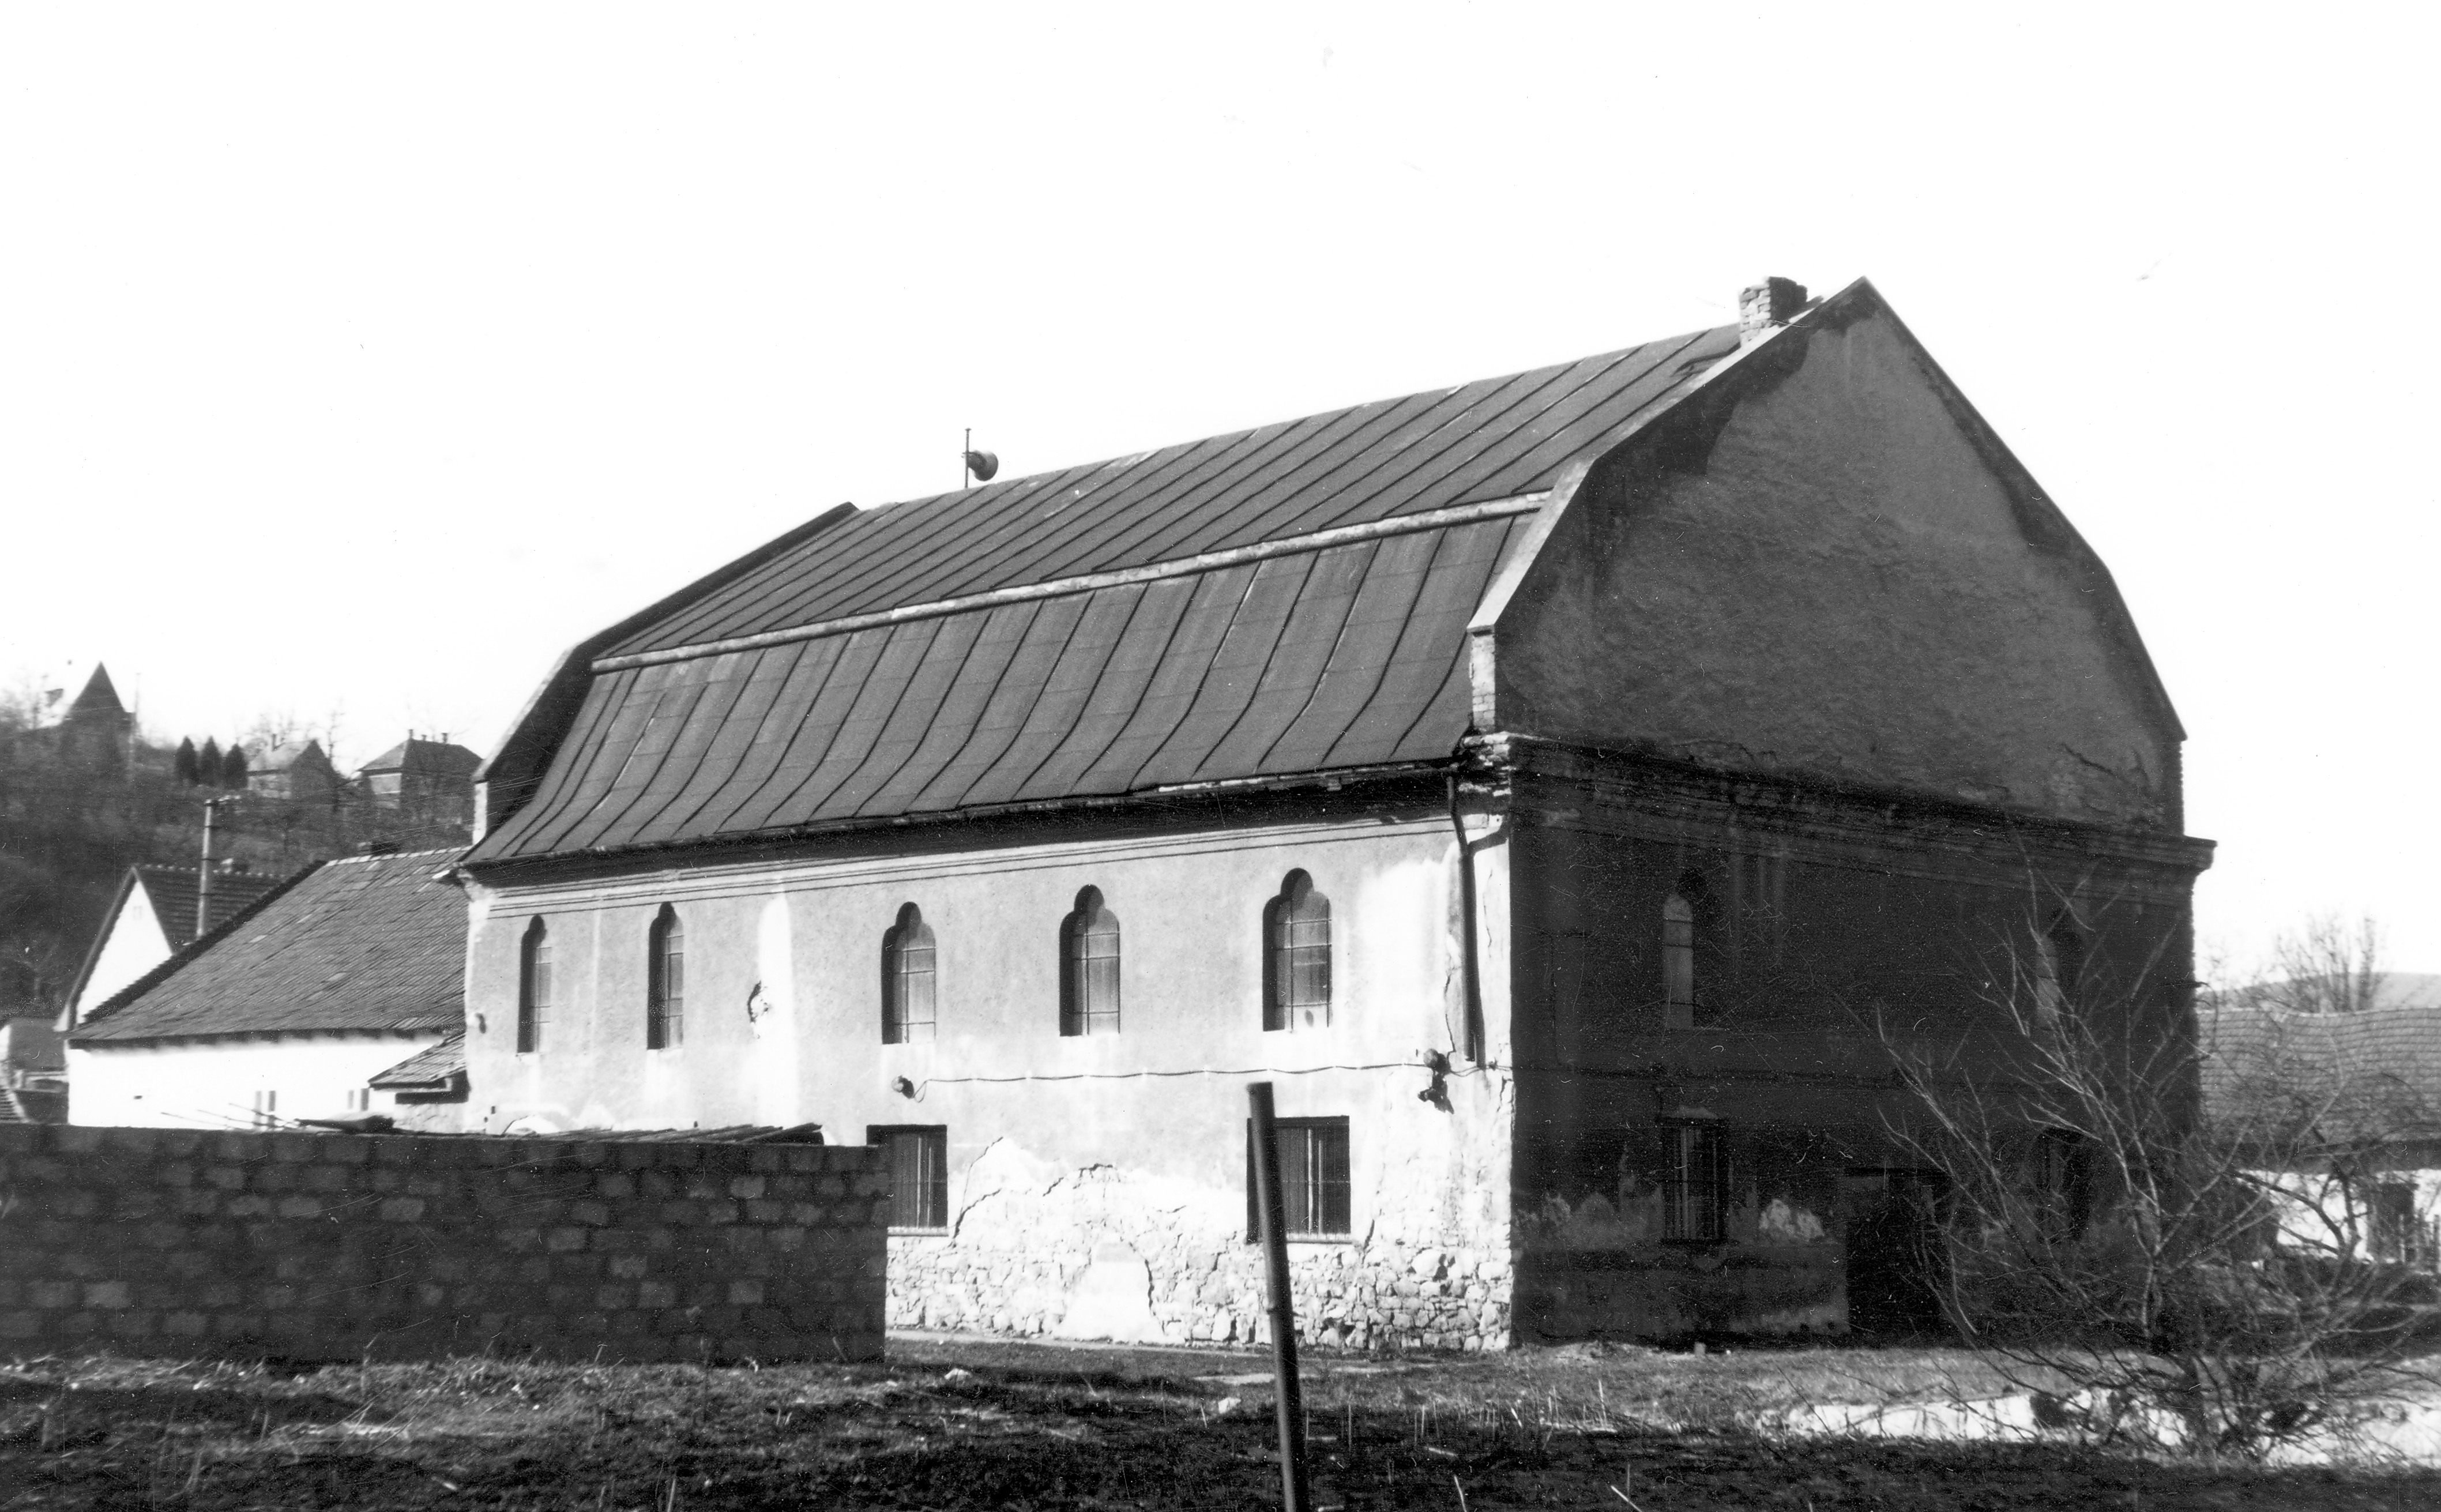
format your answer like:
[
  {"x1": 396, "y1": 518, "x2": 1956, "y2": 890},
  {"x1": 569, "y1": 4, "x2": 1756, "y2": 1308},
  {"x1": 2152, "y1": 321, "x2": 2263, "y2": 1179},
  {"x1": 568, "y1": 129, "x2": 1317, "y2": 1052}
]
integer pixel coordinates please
[
  {"x1": 464, "y1": 804, "x2": 1518, "y2": 1349},
  {"x1": 69, "y1": 887, "x2": 172, "y2": 1028},
  {"x1": 67, "y1": 1031, "x2": 450, "y2": 1129}
]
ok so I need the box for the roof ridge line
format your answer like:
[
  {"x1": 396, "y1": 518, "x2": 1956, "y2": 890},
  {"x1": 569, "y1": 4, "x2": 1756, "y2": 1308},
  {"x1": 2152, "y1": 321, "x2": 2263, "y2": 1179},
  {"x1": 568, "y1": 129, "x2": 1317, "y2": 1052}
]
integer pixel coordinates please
[{"x1": 593, "y1": 492, "x2": 1551, "y2": 675}]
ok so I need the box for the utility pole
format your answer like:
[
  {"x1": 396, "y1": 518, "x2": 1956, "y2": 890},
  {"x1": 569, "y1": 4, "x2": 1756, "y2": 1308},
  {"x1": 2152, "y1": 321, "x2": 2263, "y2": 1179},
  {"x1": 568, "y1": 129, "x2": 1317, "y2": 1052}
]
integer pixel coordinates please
[
  {"x1": 1247, "y1": 1081, "x2": 1311, "y2": 1512},
  {"x1": 198, "y1": 795, "x2": 242, "y2": 942}
]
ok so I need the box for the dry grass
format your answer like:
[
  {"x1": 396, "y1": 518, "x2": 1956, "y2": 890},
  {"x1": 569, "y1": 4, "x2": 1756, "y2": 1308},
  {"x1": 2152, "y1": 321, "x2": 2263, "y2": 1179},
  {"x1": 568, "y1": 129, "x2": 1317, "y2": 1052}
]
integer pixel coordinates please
[{"x1": 0, "y1": 1339, "x2": 2432, "y2": 1509}]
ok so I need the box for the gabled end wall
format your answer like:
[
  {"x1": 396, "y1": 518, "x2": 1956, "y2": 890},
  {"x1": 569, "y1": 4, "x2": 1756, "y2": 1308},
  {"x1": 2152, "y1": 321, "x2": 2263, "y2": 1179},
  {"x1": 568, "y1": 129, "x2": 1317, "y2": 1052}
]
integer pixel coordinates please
[{"x1": 1487, "y1": 285, "x2": 2184, "y2": 832}]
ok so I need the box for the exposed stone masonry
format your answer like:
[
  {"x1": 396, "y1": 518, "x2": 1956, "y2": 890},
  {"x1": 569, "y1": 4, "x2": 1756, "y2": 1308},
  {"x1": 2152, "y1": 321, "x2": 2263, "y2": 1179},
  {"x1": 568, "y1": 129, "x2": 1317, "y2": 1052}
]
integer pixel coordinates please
[{"x1": 0, "y1": 1124, "x2": 886, "y2": 1363}]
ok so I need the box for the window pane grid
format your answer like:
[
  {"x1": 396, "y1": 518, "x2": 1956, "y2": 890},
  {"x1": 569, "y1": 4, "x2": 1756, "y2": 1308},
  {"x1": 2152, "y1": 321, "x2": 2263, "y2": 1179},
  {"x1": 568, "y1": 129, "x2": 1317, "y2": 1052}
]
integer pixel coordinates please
[
  {"x1": 518, "y1": 924, "x2": 551, "y2": 1054},
  {"x1": 1061, "y1": 893, "x2": 1119, "y2": 1037},
  {"x1": 648, "y1": 911, "x2": 684, "y2": 1050},
  {"x1": 1264, "y1": 877, "x2": 1331, "y2": 1032},
  {"x1": 885, "y1": 909, "x2": 936, "y2": 1044},
  {"x1": 1248, "y1": 1117, "x2": 1352, "y2": 1240},
  {"x1": 1661, "y1": 1124, "x2": 1723, "y2": 1243},
  {"x1": 871, "y1": 1126, "x2": 948, "y2": 1230}
]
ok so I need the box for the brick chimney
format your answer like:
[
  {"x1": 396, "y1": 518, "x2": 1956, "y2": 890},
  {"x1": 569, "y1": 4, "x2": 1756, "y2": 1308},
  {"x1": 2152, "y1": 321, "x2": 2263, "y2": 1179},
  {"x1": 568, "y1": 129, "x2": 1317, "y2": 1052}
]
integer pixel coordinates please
[{"x1": 1738, "y1": 277, "x2": 1808, "y2": 347}]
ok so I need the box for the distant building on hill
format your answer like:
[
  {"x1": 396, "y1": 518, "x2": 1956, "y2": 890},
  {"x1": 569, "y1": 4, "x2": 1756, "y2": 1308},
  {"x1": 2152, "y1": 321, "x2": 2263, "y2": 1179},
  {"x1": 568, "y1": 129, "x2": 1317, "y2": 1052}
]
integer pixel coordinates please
[
  {"x1": 246, "y1": 739, "x2": 343, "y2": 803},
  {"x1": 58, "y1": 863, "x2": 284, "y2": 1031},
  {"x1": 49, "y1": 664, "x2": 136, "y2": 766},
  {"x1": 359, "y1": 734, "x2": 482, "y2": 828}
]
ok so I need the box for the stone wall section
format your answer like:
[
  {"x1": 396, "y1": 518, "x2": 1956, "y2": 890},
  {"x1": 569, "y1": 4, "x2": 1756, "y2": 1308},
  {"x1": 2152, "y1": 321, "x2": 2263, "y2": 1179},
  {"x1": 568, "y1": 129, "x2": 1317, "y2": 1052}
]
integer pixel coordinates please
[
  {"x1": 0, "y1": 1124, "x2": 886, "y2": 1364},
  {"x1": 884, "y1": 1150, "x2": 1512, "y2": 1352}
]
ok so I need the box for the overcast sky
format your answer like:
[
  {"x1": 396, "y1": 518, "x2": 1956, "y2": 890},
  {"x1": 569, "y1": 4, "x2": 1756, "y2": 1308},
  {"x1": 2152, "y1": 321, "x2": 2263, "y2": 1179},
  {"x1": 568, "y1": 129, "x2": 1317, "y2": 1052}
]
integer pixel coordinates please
[{"x1": 3, "y1": 6, "x2": 2433, "y2": 973}]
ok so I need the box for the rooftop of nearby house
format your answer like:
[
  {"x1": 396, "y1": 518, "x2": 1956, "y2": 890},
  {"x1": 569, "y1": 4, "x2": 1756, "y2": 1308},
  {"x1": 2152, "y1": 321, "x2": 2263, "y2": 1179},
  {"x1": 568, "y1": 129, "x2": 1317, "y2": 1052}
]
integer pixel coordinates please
[
  {"x1": 2202, "y1": 973, "x2": 2441, "y2": 1123},
  {"x1": 249, "y1": 739, "x2": 335, "y2": 774},
  {"x1": 62, "y1": 664, "x2": 129, "y2": 725},
  {"x1": 75, "y1": 848, "x2": 468, "y2": 1044},
  {"x1": 368, "y1": 1031, "x2": 467, "y2": 1093},
  {"x1": 130, "y1": 864, "x2": 284, "y2": 947}
]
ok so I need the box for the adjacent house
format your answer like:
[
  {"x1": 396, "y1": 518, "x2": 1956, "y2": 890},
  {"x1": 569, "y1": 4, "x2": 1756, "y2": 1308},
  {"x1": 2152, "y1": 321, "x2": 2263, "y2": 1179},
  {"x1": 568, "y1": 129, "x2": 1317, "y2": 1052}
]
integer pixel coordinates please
[
  {"x1": 456, "y1": 277, "x2": 2211, "y2": 1347},
  {"x1": 58, "y1": 862, "x2": 284, "y2": 1031},
  {"x1": 2203, "y1": 973, "x2": 2441, "y2": 1270},
  {"x1": 69, "y1": 847, "x2": 471, "y2": 1132}
]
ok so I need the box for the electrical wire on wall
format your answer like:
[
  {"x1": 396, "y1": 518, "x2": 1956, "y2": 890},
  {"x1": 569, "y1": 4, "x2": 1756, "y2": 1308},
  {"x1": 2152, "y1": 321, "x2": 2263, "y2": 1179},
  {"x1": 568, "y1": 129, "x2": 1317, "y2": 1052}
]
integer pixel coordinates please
[{"x1": 890, "y1": 1055, "x2": 1497, "y2": 1104}]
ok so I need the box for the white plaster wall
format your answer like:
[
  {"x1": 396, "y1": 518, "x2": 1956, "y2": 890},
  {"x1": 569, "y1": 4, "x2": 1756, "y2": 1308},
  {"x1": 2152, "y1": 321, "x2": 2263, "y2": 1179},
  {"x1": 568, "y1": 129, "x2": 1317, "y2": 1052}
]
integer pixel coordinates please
[
  {"x1": 464, "y1": 807, "x2": 1517, "y2": 1347},
  {"x1": 67, "y1": 1032, "x2": 448, "y2": 1128},
  {"x1": 69, "y1": 889, "x2": 172, "y2": 1026}
]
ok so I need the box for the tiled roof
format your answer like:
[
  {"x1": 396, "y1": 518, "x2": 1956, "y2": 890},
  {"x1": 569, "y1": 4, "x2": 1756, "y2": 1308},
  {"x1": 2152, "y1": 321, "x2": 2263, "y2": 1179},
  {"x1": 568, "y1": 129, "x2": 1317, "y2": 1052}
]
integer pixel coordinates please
[
  {"x1": 2201, "y1": 978, "x2": 2441, "y2": 1127},
  {"x1": 249, "y1": 740, "x2": 332, "y2": 774},
  {"x1": 134, "y1": 865, "x2": 284, "y2": 947},
  {"x1": 76, "y1": 849, "x2": 468, "y2": 1043},
  {"x1": 471, "y1": 319, "x2": 1743, "y2": 863},
  {"x1": 369, "y1": 1032, "x2": 466, "y2": 1091}
]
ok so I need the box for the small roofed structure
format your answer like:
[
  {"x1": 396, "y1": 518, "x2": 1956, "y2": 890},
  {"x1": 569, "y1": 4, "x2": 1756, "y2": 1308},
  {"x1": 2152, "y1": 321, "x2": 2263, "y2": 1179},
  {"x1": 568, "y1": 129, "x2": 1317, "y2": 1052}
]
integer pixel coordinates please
[
  {"x1": 2203, "y1": 974, "x2": 2441, "y2": 1269},
  {"x1": 59, "y1": 863, "x2": 285, "y2": 1031},
  {"x1": 246, "y1": 739, "x2": 343, "y2": 803},
  {"x1": 70, "y1": 847, "x2": 470, "y2": 1132},
  {"x1": 359, "y1": 734, "x2": 482, "y2": 828}
]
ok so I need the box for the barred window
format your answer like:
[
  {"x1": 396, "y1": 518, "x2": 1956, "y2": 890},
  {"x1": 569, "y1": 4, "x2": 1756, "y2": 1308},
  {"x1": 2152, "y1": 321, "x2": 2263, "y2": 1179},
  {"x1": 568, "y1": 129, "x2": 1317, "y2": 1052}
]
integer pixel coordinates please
[
  {"x1": 517, "y1": 918, "x2": 551, "y2": 1054},
  {"x1": 1246, "y1": 1116, "x2": 1352, "y2": 1240},
  {"x1": 1663, "y1": 870, "x2": 1721, "y2": 1030},
  {"x1": 647, "y1": 905, "x2": 684, "y2": 1049},
  {"x1": 1059, "y1": 886, "x2": 1120, "y2": 1037},
  {"x1": 1263, "y1": 871, "x2": 1331, "y2": 1032},
  {"x1": 882, "y1": 902, "x2": 936, "y2": 1044},
  {"x1": 1660, "y1": 1122, "x2": 1725, "y2": 1243},
  {"x1": 869, "y1": 1125, "x2": 949, "y2": 1231}
]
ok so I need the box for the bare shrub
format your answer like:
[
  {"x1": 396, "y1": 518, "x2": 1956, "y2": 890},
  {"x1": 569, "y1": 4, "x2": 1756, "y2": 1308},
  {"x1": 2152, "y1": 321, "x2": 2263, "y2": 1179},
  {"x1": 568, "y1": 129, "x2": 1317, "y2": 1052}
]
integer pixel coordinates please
[{"x1": 1883, "y1": 910, "x2": 2440, "y2": 1460}]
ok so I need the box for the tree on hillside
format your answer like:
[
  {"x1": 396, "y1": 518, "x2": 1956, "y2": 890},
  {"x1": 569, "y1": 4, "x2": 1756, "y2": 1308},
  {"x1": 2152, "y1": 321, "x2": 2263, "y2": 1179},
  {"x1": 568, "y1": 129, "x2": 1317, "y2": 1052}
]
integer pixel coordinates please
[
  {"x1": 1885, "y1": 910, "x2": 2439, "y2": 1460},
  {"x1": 2240, "y1": 913, "x2": 2384, "y2": 1015},
  {"x1": 173, "y1": 738, "x2": 200, "y2": 785},
  {"x1": 220, "y1": 744, "x2": 248, "y2": 788},
  {"x1": 195, "y1": 738, "x2": 223, "y2": 788}
]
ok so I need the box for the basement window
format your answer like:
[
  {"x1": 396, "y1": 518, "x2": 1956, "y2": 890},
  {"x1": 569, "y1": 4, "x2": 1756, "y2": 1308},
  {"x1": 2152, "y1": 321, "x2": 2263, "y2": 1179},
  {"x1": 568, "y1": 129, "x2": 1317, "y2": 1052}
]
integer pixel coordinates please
[
  {"x1": 1245, "y1": 1116, "x2": 1352, "y2": 1240},
  {"x1": 1660, "y1": 1121, "x2": 1726, "y2": 1244},
  {"x1": 869, "y1": 1126, "x2": 949, "y2": 1231}
]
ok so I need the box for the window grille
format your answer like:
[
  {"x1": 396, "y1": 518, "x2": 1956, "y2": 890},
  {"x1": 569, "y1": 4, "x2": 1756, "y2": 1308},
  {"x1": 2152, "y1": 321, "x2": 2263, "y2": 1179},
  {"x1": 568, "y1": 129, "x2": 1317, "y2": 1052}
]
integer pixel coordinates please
[
  {"x1": 1660, "y1": 1122, "x2": 1724, "y2": 1243},
  {"x1": 882, "y1": 903, "x2": 936, "y2": 1044},
  {"x1": 1246, "y1": 1116, "x2": 1352, "y2": 1240},
  {"x1": 518, "y1": 918, "x2": 551, "y2": 1054},
  {"x1": 1059, "y1": 887, "x2": 1120, "y2": 1037},
  {"x1": 1263, "y1": 871, "x2": 1332, "y2": 1032},
  {"x1": 868, "y1": 1126, "x2": 949, "y2": 1230},
  {"x1": 648, "y1": 905, "x2": 684, "y2": 1049},
  {"x1": 345, "y1": 1088, "x2": 370, "y2": 1113}
]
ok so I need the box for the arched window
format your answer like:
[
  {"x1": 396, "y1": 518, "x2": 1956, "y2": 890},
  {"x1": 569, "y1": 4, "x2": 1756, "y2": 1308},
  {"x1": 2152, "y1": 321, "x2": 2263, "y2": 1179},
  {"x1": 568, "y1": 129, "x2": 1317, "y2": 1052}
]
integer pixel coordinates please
[
  {"x1": 517, "y1": 917, "x2": 551, "y2": 1054},
  {"x1": 882, "y1": 902, "x2": 936, "y2": 1044},
  {"x1": 647, "y1": 905, "x2": 684, "y2": 1049},
  {"x1": 1059, "y1": 886, "x2": 1120, "y2": 1037},
  {"x1": 2037, "y1": 912, "x2": 2086, "y2": 1020},
  {"x1": 1263, "y1": 870, "x2": 1331, "y2": 1032},
  {"x1": 1662, "y1": 870, "x2": 1716, "y2": 1030}
]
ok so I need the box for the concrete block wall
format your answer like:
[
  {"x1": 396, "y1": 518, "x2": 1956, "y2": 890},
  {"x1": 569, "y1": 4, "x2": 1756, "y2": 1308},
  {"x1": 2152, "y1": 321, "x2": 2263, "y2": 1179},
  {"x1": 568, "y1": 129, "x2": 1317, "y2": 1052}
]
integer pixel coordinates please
[{"x1": 0, "y1": 1124, "x2": 886, "y2": 1363}]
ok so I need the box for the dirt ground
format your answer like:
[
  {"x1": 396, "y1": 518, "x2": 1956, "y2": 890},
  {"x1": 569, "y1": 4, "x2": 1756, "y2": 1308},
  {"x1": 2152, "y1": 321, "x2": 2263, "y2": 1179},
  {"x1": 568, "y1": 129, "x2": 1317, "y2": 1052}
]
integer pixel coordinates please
[{"x1": 3, "y1": 1336, "x2": 2436, "y2": 1510}]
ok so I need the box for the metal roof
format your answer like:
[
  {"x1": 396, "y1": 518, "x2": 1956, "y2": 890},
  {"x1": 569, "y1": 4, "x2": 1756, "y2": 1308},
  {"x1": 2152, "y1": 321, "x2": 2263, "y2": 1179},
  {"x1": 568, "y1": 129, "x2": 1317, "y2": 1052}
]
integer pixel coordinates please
[
  {"x1": 76, "y1": 849, "x2": 468, "y2": 1043},
  {"x1": 470, "y1": 322, "x2": 1739, "y2": 864}
]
